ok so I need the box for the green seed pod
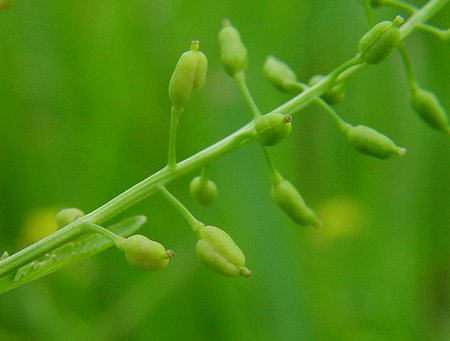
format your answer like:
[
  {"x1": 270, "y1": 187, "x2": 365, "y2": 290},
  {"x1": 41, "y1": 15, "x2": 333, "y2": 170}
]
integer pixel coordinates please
[
  {"x1": 358, "y1": 16, "x2": 403, "y2": 64},
  {"x1": 271, "y1": 179, "x2": 320, "y2": 227},
  {"x1": 345, "y1": 125, "x2": 406, "y2": 159},
  {"x1": 196, "y1": 225, "x2": 251, "y2": 278},
  {"x1": 309, "y1": 75, "x2": 346, "y2": 105},
  {"x1": 255, "y1": 112, "x2": 292, "y2": 146},
  {"x1": 118, "y1": 235, "x2": 174, "y2": 271},
  {"x1": 55, "y1": 208, "x2": 85, "y2": 228},
  {"x1": 190, "y1": 176, "x2": 218, "y2": 206},
  {"x1": 263, "y1": 55, "x2": 297, "y2": 92},
  {"x1": 218, "y1": 19, "x2": 248, "y2": 77},
  {"x1": 168, "y1": 40, "x2": 208, "y2": 109},
  {"x1": 410, "y1": 87, "x2": 450, "y2": 134}
]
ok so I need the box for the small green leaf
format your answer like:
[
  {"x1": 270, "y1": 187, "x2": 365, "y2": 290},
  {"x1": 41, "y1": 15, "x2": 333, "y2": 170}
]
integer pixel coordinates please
[{"x1": 0, "y1": 216, "x2": 146, "y2": 294}]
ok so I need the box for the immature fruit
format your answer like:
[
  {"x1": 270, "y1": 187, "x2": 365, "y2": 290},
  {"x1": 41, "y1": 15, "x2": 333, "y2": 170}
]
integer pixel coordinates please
[
  {"x1": 190, "y1": 176, "x2": 218, "y2": 206},
  {"x1": 218, "y1": 20, "x2": 248, "y2": 77},
  {"x1": 169, "y1": 40, "x2": 208, "y2": 109},
  {"x1": 263, "y1": 55, "x2": 297, "y2": 92},
  {"x1": 359, "y1": 16, "x2": 403, "y2": 64},
  {"x1": 410, "y1": 87, "x2": 450, "y2": 134},
  {"x1": 55, "y1": 208, "x2": 85, "y2": 228},
  {"x1": 271, "y1": 179, "x2": 319, "y2": 227},
  {"x1": 255, "y1": 112, "x2": 292, "y2": 146},
  {"x1": 118, "y1": 235, "x2": 174, "y2": 271},
  {"x1": 309, "y1": 75, "x2": 346, "y2": 105},
  {"x1": 345, "y1": 125, "x2": 406, "y2": 159},
  {"x1": 196, "y1": 225, "x2": 251, "y2": 278}
]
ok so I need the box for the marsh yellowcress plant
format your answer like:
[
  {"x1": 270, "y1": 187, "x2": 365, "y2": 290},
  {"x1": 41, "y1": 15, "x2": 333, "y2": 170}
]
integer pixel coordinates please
[{"x1": 1, "y1": 0, "x2": 449, "y2": 293}]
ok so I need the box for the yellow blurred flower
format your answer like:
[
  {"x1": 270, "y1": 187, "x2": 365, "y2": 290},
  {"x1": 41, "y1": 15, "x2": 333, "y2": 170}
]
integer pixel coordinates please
[
  {"x1": 18, "y1": 208, "x2": 59, "y2": 247},
  {"x1": 312, "y1": 196, "x2": 367, "y2": 243}
]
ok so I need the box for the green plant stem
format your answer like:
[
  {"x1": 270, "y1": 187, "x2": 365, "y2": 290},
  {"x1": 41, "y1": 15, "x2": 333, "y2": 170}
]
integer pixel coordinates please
[
  {"x1": 292, "y1": 82, "x2": 350, "y2": 133},
  {"x1": 275, "y1": 54, "x2": 364, "y2": 115},
  {"x1": 199, "y1": 165, "x2": 210, "y2": 187},
  {"x1": 0, "y1": 0, "x2": 444, "y2": 279},
  {"x1": 397, "y1": 43, "x2": 417, "y2": 91},
  {"x1": 363, "y1": 0, "x2": 375, "y2": 27},
  {"x1": 158, "y1": 186, "x2": 203, "y2": 232},
  {"x1": 234, "y1": 69, "x2": 285, "y2": 186},
  {"x1": 381, "y1": 0, "x2": 417, "y2": 13},
  {"x1": 399, "y1": 0, "x2": 449, "y2": 39},
  {"x1": 336, "y1": 64, "x2": 366, "y2": 84},
  {"x1": 167, "y1": 106, "x2": 184, "y2": 168},
  {"x1": 261, "y1": 147, "x2": 283, "y2": 185},
  {"x1": 416, "y1": 23, "x2": 448, "y2": 38},
  {"x1": 83, "y1": 223, "x2": 125, "y2": 247},
  {"x1": 234, "y1": 71, "x2": 263, "y2": 118}
]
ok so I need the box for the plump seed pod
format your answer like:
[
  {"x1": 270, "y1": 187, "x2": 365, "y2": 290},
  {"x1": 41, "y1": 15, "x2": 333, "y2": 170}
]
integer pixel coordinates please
[
  {"x1": 263, "y1": 55, "x2": 297, "y2": 92},
  {"x1": 271, "y1": 179, "x2": 320, "y2": 227},
  {"x1": 309, "y1": 75, "x2": 346, "y2": 105},
  {"x1": 190, "y1": 176, "x2": 218, "y2": 206},
  {"x1": 345, "y1": 125, "x2": 406, "y2": 159},
  {"x1": 410, "y1": 87, "x2": 450, "y2": 134},
  {"x1": 218, "y1": 19, "x2": 248, "y2": 77},
  {"x1": 196, "y1": 225, "x2": 251, "y2": 278},
  {"x1": 359, "y1": 16, "x2": 403, "y2": 64},
  {"x1": 118, "y1": 235, "x2": 174, "y2": 271},
  {"x1": 255, "y1": 112, "x2": 292, "y2": 146},
  {"x1": 168, "y1": 40, "x2": 208, "y2": 109},
  {"x1": 55, "y1": 208, "x2": 85, "y2": 228}
]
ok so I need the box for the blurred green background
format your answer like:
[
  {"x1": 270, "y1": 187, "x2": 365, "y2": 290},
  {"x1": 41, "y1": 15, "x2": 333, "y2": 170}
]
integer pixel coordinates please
[{"x1": 1, "y1": 0, "x2": 449, "y2": 340}]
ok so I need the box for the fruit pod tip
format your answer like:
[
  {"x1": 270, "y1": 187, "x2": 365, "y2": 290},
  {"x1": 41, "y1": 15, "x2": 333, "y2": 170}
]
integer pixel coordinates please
[
  {"x1": 222, "y1": 18, "x2": 231, "y2": 27},
  {"x1": 240, "y1": 267, "x2": 252, "y2": 278},
  {"x1": 396, "y1": 147, "x2": 407, "y2": 157},
  {"x1": 190, "y1": 40, "x2": 200, "y2": 51}
]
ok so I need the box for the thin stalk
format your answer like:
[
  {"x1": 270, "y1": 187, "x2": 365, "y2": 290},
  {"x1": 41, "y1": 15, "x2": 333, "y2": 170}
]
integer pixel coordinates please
[
  {"x1": 158, "y1": 186, "x2": 203, "y2": 232},
  {"x1": 234, "y1": 72, "x2": 263, "y2": 118},
  {"x1": 363, "y1": 0, "x2": 375, "y2": 27},
  {"x1": 381, "y1": 0, "x2": 417, "y2": 13},
  {"x1": 167, "y1": 106, "x2": 184, "y2": 168},
  {"x1": 336, "y1": 64, "x2": 366, "y2": 84},
  {"x1": 199, "y1": 165, "x2": 210, "y2": 187},
  {"x1": 400, "y1": 0, "x2": 449, "y2": 39},
  {"x1": 83, "y1": 223, "x2": 125, "y2": 247},
  {"x1": 275, "y1": 54, "x2": 364, "y2": 115},
  {"x1": 292, "y1": 82, "x2": 350, "y2": 133},
  {"x1": 416, "y1": 23, "x2": 448, "y2": 38},
  {"x1": 397, "y1": 43, "x2": 417, "y2": 91},
  {"x1": 261, "y1": 146, "x2": 283, "y2": 185}
]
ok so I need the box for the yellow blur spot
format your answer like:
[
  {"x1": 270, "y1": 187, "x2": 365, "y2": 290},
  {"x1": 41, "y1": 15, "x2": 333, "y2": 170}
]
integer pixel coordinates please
[
  {"x1": 313, "y1": 196, "x2": 367, "y2": 243},
  {"x1": 19, "y1": 208, "x2": 58, "y2": 247}
]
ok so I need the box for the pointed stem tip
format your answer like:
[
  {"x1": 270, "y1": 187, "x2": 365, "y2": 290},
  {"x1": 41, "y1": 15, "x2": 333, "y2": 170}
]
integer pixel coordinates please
[
  {"x1": 222, "y1": 18, "x2": 231, "y2": 27},
  {"x1": 396, "y1": 147, "x2": 407, "y2": 157},
  {"x1": 393, "y1": 15, "x2": 404, "y2": 27},
  {"x1": 240, "y1": 267, "x2": 252, "y2": 278},
  {"x1": 190, "y1": 40, "x2": 200, "y2": 51},
  {"x1": 165, "y1": 250, "x2": 175, "y2": 259}
]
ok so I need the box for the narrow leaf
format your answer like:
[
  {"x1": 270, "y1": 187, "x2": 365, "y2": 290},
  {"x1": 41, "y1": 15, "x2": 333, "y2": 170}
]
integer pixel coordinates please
[{"x1": 0, "y1": 215, "x2": 146, "y2": 294}]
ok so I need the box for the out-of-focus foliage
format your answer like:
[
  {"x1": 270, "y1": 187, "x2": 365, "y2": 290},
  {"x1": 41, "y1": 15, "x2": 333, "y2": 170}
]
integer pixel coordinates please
[{"x1": 0, "y1": 1, "x2": 449, "y2": 340}]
